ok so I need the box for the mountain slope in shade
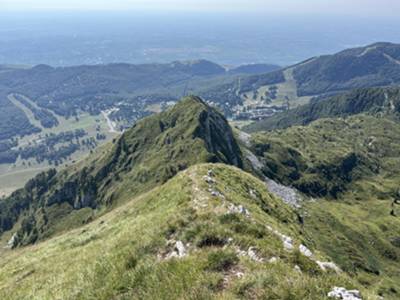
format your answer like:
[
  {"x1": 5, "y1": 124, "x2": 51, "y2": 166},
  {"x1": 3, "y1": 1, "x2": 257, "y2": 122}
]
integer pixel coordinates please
[
  {"x1": 293, "y1": 42, "x2": 400, "y2": 96},
  {"x1": 244, "y1": 87, "x2": 400, "y2": 132},
  {"x1": 228, "y1": 63, "x2": 281, "y2": 75}
]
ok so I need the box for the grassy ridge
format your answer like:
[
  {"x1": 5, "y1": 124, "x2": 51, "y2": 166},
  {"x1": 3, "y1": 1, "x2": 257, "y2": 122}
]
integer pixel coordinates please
[
  {"x1": 248, "y1": 114, "x2": 400, "y2": 298},
  {"x1": 0, "y1": 164, "x2": 362, "y2": 299},
  {"x1": 1, "y1": 93, "x2": 400, "y2": 299},
  {"x1": 0, "y1": 96, "x2": 244, "y2": 247}
]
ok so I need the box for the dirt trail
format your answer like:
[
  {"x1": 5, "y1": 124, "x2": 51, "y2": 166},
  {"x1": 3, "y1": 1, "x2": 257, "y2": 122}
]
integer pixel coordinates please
[
  {"x1": 383, "y1": 53, "x2": 400, "y2": 65},
  {"x1": 187, "y1": 167, "x2": 209, "y2": 210}
]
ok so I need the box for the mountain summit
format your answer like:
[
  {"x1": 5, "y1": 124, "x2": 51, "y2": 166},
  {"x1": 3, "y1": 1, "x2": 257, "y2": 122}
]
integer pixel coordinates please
[{"x1": 0, "y1": 96, "x2": 243, "y2": 247}]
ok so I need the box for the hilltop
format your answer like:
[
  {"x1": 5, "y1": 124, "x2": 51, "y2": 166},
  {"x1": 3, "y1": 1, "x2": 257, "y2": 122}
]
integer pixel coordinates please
[
  {"x1": 0, "y1": 96, "x2": 244, "y2": 247},
  {"x1": 0, "y1": 96, "x2": 399, "y2": 299}
]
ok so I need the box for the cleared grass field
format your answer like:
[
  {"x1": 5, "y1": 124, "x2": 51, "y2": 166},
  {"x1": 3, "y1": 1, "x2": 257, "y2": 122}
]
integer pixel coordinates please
[
  {"x1": 240, "y1": 67, "x2": 312, "y2": 110},
  {"x1": 0, "y1": 94, "x2": 119, "y2": 197}
]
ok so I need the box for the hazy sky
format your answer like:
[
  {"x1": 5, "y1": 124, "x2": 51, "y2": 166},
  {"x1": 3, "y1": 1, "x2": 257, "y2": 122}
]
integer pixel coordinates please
[{"x1": 1, "y1": 0, "x2": 400, "y2": 15}]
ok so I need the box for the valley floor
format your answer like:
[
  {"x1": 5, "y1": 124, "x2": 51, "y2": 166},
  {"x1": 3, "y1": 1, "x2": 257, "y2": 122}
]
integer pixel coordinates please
[{"x1": 0, "y1": 94, "x2": 119, "y2": 197}]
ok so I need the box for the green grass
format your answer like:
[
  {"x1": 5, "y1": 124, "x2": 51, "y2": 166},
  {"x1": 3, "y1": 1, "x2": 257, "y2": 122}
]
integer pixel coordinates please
[
  {"x1": 304, "y1": 197, "x2": 400, "y2": 299},
  {"x1": 0, "y1": 164, "x2": 364, "y2": 299},
  {"x1": 251, "y1": 114, "x2": 400, "y2": 197},
  {"x1": 248, "y1": 113, "x2": 400, "y2": 299},
  {"x1": 0, "y1": 96, "x2": 244, "y2": 248},
  {"x1": 1, "y1": 95, "x2": 399, "y2": 299}
]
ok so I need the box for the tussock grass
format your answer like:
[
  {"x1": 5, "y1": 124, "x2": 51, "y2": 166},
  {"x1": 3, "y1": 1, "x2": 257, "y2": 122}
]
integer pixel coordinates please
[{"x1": 0, "y1": 164, "x2": 363, "y2": 299}]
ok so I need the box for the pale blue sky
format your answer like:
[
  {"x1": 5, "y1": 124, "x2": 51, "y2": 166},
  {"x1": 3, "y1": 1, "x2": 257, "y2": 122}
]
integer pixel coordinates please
[{"x1": 1, "y1": 0, "x2": 399, "y2": 15}]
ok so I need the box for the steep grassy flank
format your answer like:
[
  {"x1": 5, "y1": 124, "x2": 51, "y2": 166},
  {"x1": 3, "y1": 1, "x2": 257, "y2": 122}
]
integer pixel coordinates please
[
  {"x1": 304, "y1": 198, "x2": 400, "y2": 299},
  {"x1": 250, "y1": 114, "x2": 400, "y2": 198},
  {"x1": 0, "y1": 96, "x2": 244, "y2": 247},
  {"x1": 245, "y1": 87, "x2": 400, "y2": 132},
  {"x1": 0, "y1": 164, "x2": 363, "y2": 300},
  {"x1": 247, "y1": 114, "x2": 400, "y2": 298}
]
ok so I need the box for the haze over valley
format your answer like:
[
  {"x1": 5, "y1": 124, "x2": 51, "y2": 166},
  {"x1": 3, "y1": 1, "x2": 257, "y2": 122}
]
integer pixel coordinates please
[{"x1": 1, "y1": 12, "x2": 400, "y2": 66}]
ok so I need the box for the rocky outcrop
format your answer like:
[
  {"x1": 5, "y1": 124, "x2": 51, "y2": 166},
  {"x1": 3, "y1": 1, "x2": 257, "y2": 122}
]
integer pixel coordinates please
[
  {"x1": 6, "y1": 233, "x2": 17, "y2": 249},
  {"x1": 165, "y1": 241, "x2": 188, "y2": 259},
  {"x1": 227, "y1": 204, "x2": 250, "y2": 217},
  {"x1": 328, "y1": 287, "x2": 362, "y2": 300},
  {"x1": 265, "y1": 178, "x2": 303, "y2": 208},
  {"x1": 317, "y1": 261, "x2": 341, "y2": 273},
  {"x1": 299, "y1": 244, "x2": 313, "y2": 257},
  {"x1": 236, "y1": 246, "x2": 264, "y2": 262}
]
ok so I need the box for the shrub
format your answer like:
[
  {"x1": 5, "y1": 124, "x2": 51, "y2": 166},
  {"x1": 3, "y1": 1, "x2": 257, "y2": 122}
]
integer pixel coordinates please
[{"x1": 205, "y1": 250, "x2": 239, "y2": 272}]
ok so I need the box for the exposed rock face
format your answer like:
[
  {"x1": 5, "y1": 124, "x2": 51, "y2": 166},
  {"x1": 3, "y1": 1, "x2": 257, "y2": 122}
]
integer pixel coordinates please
[
  {"x1": 247, "y1": 247, "x2": 264, "y2": 262},
  {"x1": 203, "y1": 175, "x2": 215, "y2": 184},
  {"x1": 175, "y1": 241, "x2": 187, "y2": 257},
  {"x1": 265, "y1": 178, "x2": 303, "y2": 208},
  {"x1": 166, "y1": 241, "x2": 188, "y2": 259},
  {"x1": 193, "y1": 97, "x2": 243, "y2": 168},
  {"x1": 328, "y1": 287, "x2": 362, "y2": 300},
  {"x1": 6, "y1": 233, "x2": 17, "y2": 249},
  {"x1": 266, "y1": 225, "x2": 294, "y2": 251},
  {"x1": 236, "y1": 246, "x2": 264, "y2": 262},
  {"x1": 317, "y1": 261, "x2": 341, "y2": 273},
  {"x1": 299, "y1": 244, "x2": 313, "y2": 257},
  {"x1": 227, "y1": 204, "x2": 250, "y2": 217}
]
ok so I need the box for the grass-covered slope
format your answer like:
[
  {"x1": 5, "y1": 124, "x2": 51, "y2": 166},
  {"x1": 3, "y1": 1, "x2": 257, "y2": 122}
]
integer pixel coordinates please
[
  {"x1": 0, "y1": 164, "x2": 364, "y2": 300},
  {"x1": 1, "y1": 93, "x2": 400, "y2": 299},
  {"x1": 250, "y1": 115, "x2": 400, "y2": 198},
  {"x1": 244, "y1": 87, "x2": 400, "y2": 132},
  {"x1": 247, "y1": 114, "x2": 400, "y2": 298},
  {"x1": 0, "y1": 96, "x2": 244, "y2": 247}
]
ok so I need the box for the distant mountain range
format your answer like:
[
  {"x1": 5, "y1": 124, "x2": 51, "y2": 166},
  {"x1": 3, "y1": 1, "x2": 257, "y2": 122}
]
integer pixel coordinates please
[
  {"x1": 292, "y1": 42, "x2": 400, "y2": 96},
  {"x1": 2, "y1": 42, "x2": 400, "y2": 143},
  {"x1": 2, "y1": 42, "x2": 400, "y2": 196},
  {"x1": 0, "y1": 60, "x2": 281, "y2": 140}
]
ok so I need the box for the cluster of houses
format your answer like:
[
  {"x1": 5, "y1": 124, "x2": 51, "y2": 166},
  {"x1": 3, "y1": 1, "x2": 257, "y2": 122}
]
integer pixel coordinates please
[{"x1": 233, "y1": 104, "x2": 289, "y2": 121}]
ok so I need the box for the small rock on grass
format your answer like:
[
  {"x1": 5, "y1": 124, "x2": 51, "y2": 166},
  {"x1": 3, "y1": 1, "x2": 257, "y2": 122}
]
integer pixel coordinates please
[{"x1": 327, "y1": 287, "x2": 362, "y2": 300}]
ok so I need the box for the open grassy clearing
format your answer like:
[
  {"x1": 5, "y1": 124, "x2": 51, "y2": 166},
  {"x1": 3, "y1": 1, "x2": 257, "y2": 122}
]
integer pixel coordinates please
[
  {"x1": 8, "y1": 94, "x2": 44, "y2": 130},
  {"x1": 240, "y1": 67, "x2": 312, "y2": 110},
  {"x1": 0, "y1": 94, "x2": 119, "y2": 197}
]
